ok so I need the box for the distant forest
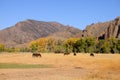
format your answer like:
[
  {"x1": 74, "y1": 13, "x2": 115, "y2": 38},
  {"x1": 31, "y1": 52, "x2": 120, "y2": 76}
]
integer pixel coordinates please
[{"x1": 0, "y1": 37, "x2": 120, "y2": 54}]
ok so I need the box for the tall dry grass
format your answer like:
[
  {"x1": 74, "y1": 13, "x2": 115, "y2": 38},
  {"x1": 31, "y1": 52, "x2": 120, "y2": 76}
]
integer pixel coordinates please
[{"x1": 0, "y1": 52, "x2": 120, "y2": 80}]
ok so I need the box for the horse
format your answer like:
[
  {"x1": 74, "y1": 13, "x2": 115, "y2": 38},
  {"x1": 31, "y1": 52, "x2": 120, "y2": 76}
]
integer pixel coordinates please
[
  {"x1": 32, "y1": 52, "x2": 41, "y2": 57},
  {"x1": 64, "y1": 52, "x2": 70, "y2": 55},
  {"x1": 73, "y1": 52, "x2": 76, "y2": 56},
  {"x1": 90, "y1": 53, "x2": 94, "y2": 57}
]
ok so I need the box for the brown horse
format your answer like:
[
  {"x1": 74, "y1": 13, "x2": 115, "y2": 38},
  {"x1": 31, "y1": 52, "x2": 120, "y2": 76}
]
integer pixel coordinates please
[
  {"x1": 64, "y1": 52, "x2": 70, "y2": 55},
  {"x1": 32, "y1": 53, "x2": 42, "y2": 57},
  {"x1": 90, "y1": 53, "x2": 94, "y2": 57},
  {"x1": 73, "y1": 52, "x2": 76, "y2": 56}
]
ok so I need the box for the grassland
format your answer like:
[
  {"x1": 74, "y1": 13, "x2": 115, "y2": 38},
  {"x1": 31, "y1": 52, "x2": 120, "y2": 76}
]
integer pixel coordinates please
[
  {"x1": 0, "y1": 52, "x2": 120, "y2": 80},
  {"x1": 0, "y1": 63, "x2": 52, "y2": 69}
]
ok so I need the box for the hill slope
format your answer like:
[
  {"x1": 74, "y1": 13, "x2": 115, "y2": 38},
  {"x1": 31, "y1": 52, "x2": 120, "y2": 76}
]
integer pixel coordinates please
[{"x1": 0, "y1": 19, "x2": 81, "y2": 47}]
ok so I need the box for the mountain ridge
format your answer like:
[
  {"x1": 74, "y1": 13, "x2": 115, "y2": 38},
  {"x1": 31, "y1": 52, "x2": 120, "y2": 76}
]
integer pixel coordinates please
[
  {"x1": 0, "y1": 17, "x2": 120, "y2": 47},
  {"x1": 0, "y1": 19, "x2": 82, "y2": 47}
]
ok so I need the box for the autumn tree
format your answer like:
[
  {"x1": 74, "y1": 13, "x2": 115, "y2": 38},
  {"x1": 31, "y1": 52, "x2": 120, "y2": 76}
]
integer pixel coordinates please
[
  {"x1": 0, "y1": 44, "x2": 5, "y2": 52},
  {"x1": 53, "y1": 39, "x2": 65, "y2": 53},
  {"x1": 29, "y1": 37, "x2": 120, "y2": 54},
  {"x1": 65, "y1": 38, "x2": 79, "y2": 53},
  {"x1": 29, "y1": 38, "x2": 49, "y2": 52}
]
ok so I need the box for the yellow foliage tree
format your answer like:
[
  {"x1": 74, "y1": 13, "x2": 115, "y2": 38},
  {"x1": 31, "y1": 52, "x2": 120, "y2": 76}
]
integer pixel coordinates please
[
  {"x1": 0, "y1": 44, "x2": 5, "y2": 52},
  {"x1": 29, "y1": 38, "x2": 49, "y2": 52},
  {"x1": 65, "y1": 38, "x2": 79, "y2": 52}
]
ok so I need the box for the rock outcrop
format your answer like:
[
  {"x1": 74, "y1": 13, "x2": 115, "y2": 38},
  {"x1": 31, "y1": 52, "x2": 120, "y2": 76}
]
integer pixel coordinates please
[
  {"x1": 104, "y1": 17, "x2": 120, "y2": 39},
  {"x1": 82, "y1": 17, "x2": 120, "y2": 40}
]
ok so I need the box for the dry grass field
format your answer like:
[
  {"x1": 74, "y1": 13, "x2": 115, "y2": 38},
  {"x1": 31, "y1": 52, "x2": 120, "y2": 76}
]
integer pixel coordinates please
[{"x1": 0, "y1": 52, "x2": 120, "y2": 80}]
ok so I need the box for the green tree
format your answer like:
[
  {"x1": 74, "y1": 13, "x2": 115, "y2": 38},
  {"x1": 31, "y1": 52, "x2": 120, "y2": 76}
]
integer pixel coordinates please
[
  {"x1": 85, "y1": 37, "x2": 97, "y2": 53},
  {"x1": 109, "y1": 37, "x2": 118, "y2": 53},
  {"x1": 46, "y1": 38, "x2": 55, "y2": 52},
  {"x1": 54, "y1": 39, "x2": 65, "y2": 53},
  {"x1": 98, "y1": 40, "x2": 110, "y2": 53},
  {"x1": 116, "y1": 40, "x2": 120, "y2": 53},
  {"x1": 20, "y1": 47, "x2": 30, "y2": 52},
  {"x1": 6, "y1": 47, "x2": 16, "y2": 52},
  {"x1": 29, "y1": 41, "x2": 38, "y2": 52}
]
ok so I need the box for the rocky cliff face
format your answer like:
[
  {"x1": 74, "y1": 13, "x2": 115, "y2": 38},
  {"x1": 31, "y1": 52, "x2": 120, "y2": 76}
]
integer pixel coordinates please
[
  {"x1": 82, "y1": 17, "x2": 120, "y2": 40},
  {"x1": 103, "y1": 17, "x2": 120, "y2": 39}
]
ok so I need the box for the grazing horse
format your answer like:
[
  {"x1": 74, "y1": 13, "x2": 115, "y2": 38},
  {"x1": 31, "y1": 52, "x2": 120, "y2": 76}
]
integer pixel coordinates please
[
  {"x1": 32, "y1": 53, "x2": 41, "y2": 57},
  {"x1": 90, "y1": 53, "x2": 94, "y2": 57},
  {"x1": 73, "y1": 52, "x2": 76, "y2": 56},
  {"x1": 64, "y1": 52, "x2": 70, "y2": 55}
]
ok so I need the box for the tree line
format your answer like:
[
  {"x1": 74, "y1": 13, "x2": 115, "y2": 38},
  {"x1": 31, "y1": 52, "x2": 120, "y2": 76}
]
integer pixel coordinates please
[{"x1": 0, "y1": 37, "x2": 120, "y2": 53}]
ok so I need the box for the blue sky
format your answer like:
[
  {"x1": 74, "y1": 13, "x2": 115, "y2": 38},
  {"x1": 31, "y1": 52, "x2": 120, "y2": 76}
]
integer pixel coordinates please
[{"x1": 0, "y1": 0, "x2": 120, "y2": 30}]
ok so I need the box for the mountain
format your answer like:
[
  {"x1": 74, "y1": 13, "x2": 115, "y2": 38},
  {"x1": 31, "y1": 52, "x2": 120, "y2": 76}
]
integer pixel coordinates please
[
  {"x1": 0, "y1": 19, "x2": 82, "y2": 47},
  {"x1": 0, "y1": 17, "x2": 120, "y2": 47},
  {"x1": 48, "y1": 26, "x2": 82, "y2": 39},
  {"x1": 81, "y1": 17, "x2": 120, "y2": 39}
]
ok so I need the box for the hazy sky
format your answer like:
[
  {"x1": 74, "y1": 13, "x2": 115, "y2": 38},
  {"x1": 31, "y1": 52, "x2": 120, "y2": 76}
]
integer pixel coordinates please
[{"x1": 0, "y1": 0, "x2": 120, "y2": 30}]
